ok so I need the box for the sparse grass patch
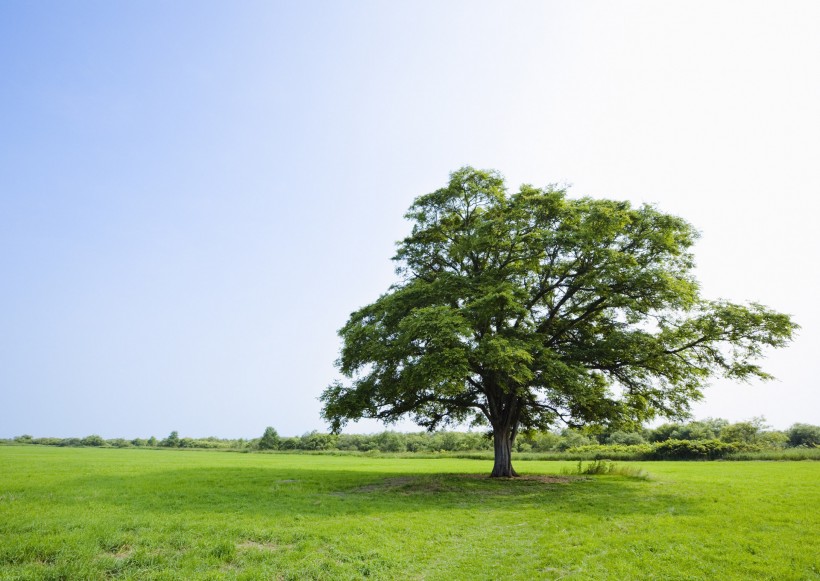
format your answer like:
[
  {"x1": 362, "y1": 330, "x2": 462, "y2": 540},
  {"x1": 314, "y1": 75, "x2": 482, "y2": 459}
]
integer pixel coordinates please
[{"x1": 562, "y1": 459, "x2": 650, "y2": 479}]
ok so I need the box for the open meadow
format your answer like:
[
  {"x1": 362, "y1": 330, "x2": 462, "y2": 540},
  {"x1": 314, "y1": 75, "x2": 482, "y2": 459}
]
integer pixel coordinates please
[{"x1": 1, "y1": 447, "x2": 818, "y2": 580}]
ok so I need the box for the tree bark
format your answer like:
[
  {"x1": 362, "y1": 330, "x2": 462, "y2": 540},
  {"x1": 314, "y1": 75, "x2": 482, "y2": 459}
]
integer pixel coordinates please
[{"x1": 490, "y1": 426, "x2": 519, "y2": 477}]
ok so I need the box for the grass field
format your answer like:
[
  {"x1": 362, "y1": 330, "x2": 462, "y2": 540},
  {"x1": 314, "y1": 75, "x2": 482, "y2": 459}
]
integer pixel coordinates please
[{"x1": 1, "y1": 447, "x2": 818, "y2": 580}]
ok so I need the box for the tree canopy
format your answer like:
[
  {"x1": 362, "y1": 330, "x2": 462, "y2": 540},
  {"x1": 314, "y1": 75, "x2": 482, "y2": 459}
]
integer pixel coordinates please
[{"x1": 321, "y1": 167, "x2": 797, "y2": 476}]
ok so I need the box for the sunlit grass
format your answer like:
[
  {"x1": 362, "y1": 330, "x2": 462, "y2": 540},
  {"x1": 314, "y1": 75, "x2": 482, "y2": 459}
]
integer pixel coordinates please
[{"x1": 0, "y1": 447, "x2": 818, "y2": 579}]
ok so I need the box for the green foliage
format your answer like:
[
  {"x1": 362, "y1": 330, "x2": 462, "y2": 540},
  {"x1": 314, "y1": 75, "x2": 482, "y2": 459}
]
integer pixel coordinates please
[
  {"x1": 81, "y1": 434, "x2": 105, "y2": 447},
  {"x1": 34, "y1": 437, "x2": 69, "y2": 446},
  {"x1": 606, "y1": 431, "x2": 647, "y2": 446},
  {"x1": 719, "y1": 416, "x2": 769, "y2": 444},
  {"x1": 518, "y1": 430, "x2": 562, "y2": 451},
  {"x1": 650, "y1": 439, "x2": 739, "y2": 460},
  {"x1": 258, "y1": 426, "x2": 281, "y2": 450},
  {"x1": 556, "y1": 430, "x2": 595, "y2": 451},
  {"x1": 648, "y1": 421, "x2": 719, "y2": 442},
  {"x1": 570, "y1": 443, "x2": 654, "y2": 458},
  {"x1": 321, "y1": 167, "x2": 797, "y2": 476},
  {"x1": 3, "y1": 418, "x2": 813, "y2": 457},
  {"x1": 374, "y1": 431, "x2": 404, "y2": 452},
  {"x1": 756, "y1": 430, "x2": 789, "y2": 449},
  {"x1": 161, "y1": 431, "x2": 180, "y2": 448},
  {"x1": 786, "y1": 423, "x2": 820, "y2": 447},
  {"x1": 296, "y1": 431, "x2": 338, "y2": 451}
]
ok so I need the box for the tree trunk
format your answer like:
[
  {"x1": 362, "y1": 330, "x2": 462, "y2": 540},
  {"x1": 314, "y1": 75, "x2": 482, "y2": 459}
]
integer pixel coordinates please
[{"x1": 490, "y1": 427, "x2": 519, "y2": 477}]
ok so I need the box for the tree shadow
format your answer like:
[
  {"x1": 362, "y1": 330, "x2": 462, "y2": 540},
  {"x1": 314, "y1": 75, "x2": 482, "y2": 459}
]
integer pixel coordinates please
[{"x1": 52, "y1": 464, "x2": 700, "y2": 521}]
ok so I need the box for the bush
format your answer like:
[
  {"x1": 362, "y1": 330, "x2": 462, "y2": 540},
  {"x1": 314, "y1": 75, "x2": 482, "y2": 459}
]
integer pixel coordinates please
[
  {"x1": 375, "y1": 431, "x2": 404, "y2": 452},
  {"x1": 606, "y1": 431, "x2": 646, "y2": 446},
  {"x1": 650, "y1": 439, "x2": 738, "y2": 460},
  {"x1": 31, "y1": 437, "x2": 63, "y2": 446},
  {"x1": 572, "y1": 443, "x2": 653, "y2": 456},
  {"x1": 786, "y1": 423, "x2": 820, "y2": 447},
  {"x1": 556, "y1": 430, "x2": 594, "y2": 450},
  {"x1": 278, "y1": 437, "x2": 300, "y2": 450},
  {"x1": 161, "y1": 431, "x2": 180, "y2": 448},
  {"x1": 757, "y1": 431, "x2": 788, "y2": 449},
  {"x1": 719, "y1": 417, "x2": 769, "y2": 444},
  {"x1": 648, "y1": 421, "x2": 719, "y2": 443},
  {"x1": 647, "y1": 423, "x2": 680, "y2": 442},
  {"x1": 81, "y1": 435, "x2": 105, "y2": 447},
  {"x1": 404, "y1": 433, "x2": 435, "y2": 452},
  {"x1": 258, "y1": 427, "x2": 281, "y2": 450},
  {"x1": 527, "y1": 431, "x2": 562, "y2": 451},
  {"x1": 299, "y1": 431, "x2": 337, "y2": 450}
]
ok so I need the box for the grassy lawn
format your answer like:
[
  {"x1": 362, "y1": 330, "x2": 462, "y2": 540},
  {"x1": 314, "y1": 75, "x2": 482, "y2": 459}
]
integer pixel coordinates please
[{"x1": 0, "y1": 447, "x2": 818, "y2": 580}]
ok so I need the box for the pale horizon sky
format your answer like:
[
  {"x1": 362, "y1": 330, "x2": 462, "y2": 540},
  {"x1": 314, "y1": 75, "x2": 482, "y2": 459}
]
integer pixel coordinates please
[{"x1": 2, "y1": 1, "x2": 818, "y2": 439}]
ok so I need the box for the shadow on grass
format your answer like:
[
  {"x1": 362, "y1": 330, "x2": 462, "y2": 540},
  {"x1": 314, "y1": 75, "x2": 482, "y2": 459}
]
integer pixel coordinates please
[{"x1": 53, "y1": 465, "x2": 697, "y2": 521}]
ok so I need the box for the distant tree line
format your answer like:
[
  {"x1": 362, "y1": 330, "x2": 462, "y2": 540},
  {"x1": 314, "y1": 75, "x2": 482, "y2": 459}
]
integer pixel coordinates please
[{"x1": 4, "y1": 419, "x2": 820, "y2": 458}]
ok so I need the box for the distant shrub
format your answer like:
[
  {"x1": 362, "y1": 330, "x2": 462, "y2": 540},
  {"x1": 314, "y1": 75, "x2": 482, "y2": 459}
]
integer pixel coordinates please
[
  {"x1": 161, "y1": 431, "x2": 180, "y2": 448},
  {"x1": 606, "y1": 431, "x2": 646, "y2": 446},
  {"x1": 525, "y1": 431, "x2": 562, "y2": 451},
  {"x1": 647, "y1": 423, "x2": 681, "y2": 443},
  {"x1": 258, "y1": 426, "x2": 281, "y2": 450},
  {"x1": 648, "y1": 421, "x2": 719, "y2": 443},
  {"x1": 299, "y1": 431, "x2": 337, "y2": 450},
  {"x1": 650, "y1": 439, "x2": 737, "y2": 460},
  {"x1": 335, "y1": 434, "x2": 371, "y2": 451},
  {"x1": 719, "y1": 417, "x2": 769, "y2": 445},
  {"x1": 278, "y1": 437, "x2": 300, "y2": 450},
  {"x1": 437, "y1": 431, "x2": 471, "y2": 452},
  {"x1": 7, "y1": 422, "x2": 816, "y2": 458},
  {"x1": 515, "y1": 441, "x2": 532, "y2": 452},
  {"x1": 81, "y1": 435, "x2": 105, "y2": 447},
  {"x1": 572, "y1": 444, "x2": 653, "y2": 457},
  {"x1": 191, "y1": 438, "x2": 227, "y2": 449},
  {"x1": 556, "y1": 430, "x2": 594, "y2": 451},
  {"x1": 375, "y1": 431, "x2": 404, "y2": 452},
  {"x1": 786, "y1": 423, "x2": 820, "y2": 448},
  {"x1": 31, "y1": 437, "x2": 63, "y2": 446},
  {"x1": 757, "y1": 431, "x2": 788, "y2": 449}
]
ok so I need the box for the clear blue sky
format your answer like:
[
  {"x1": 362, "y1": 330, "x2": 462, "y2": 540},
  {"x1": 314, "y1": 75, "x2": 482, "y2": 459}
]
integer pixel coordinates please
[{"x1": 2, "y1": 1, "x2": 818, "y2": 438}]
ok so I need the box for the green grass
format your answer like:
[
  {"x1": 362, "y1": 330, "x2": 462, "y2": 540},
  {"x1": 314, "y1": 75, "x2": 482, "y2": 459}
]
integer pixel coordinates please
[{"x1": 0, "y1": 447, "x2": 818, "y2": 580}]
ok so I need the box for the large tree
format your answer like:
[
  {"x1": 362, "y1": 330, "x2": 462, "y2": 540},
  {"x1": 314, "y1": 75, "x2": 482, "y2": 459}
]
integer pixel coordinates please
[{"x1": 321, "y1": 167, "x2": 797, "y2": 477}]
